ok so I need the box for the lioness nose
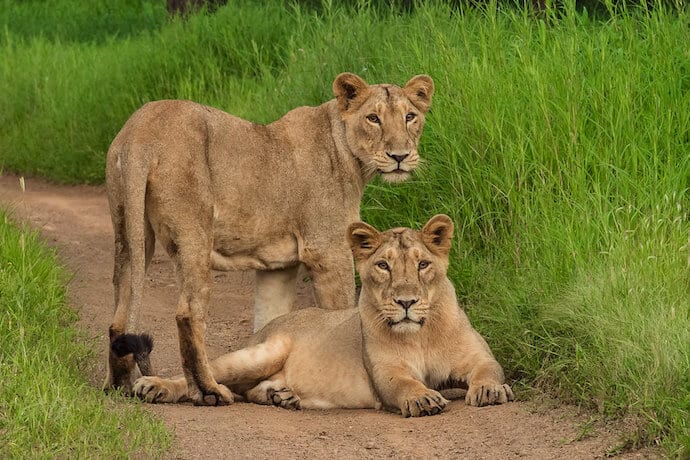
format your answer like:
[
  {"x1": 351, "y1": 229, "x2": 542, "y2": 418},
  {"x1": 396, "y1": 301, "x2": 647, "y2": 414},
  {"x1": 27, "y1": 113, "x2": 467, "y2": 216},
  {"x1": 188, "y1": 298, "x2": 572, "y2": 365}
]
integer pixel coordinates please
[
  {"x1": 394, "y1": 298, "x2": 418, "y2": 310},
  {"x1": 386, "y1": 152, "x2": 409, "y2": 163}
]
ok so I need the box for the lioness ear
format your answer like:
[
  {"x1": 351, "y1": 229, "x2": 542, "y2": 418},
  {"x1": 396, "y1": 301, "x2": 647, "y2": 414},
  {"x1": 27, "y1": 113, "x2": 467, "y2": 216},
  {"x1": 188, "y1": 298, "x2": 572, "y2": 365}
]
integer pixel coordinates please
[
  {"x1": 403, "y1": 75, "x2": 434, "y2": 113},
  {"x1": 347, "y1": 222, "x2": 382, "y2": 262},
  {"x1": 421, "y1": 214, "x2": 454, "y2": 256},
  {"x1": 333, "y1": 73, "x2": 369, "y2": 112}
]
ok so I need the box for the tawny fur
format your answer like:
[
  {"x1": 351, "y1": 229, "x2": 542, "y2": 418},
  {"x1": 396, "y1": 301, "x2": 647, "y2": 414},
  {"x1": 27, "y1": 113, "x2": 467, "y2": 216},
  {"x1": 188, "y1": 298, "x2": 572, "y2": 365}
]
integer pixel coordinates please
[
  {"x1": 133, "y1": 215, "x2": 514, "y2": 416},
  {"x1": 104, "y1": 73, "x2": 434, "y2": 405}
]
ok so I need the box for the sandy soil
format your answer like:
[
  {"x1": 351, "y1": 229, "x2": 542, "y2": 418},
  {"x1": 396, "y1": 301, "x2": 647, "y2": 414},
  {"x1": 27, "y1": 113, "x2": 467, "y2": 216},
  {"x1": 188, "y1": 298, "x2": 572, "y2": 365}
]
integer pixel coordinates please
[{"x1": 0, "y1": 173, "x2": 657, "y2": 459}]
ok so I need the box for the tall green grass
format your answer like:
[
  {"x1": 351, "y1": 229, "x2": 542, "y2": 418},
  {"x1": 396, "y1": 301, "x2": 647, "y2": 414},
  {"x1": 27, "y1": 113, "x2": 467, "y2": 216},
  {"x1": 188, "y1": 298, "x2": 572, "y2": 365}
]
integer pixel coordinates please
[
  {"x1": 0, "y1": 210, "x2": 172, "y2": 456},
  {"x1": 0, "y1": 0, "x2": 166, "y2": 43},
  {"x1": 1, "y1": 0, "x2": 688, "y2": 455}
]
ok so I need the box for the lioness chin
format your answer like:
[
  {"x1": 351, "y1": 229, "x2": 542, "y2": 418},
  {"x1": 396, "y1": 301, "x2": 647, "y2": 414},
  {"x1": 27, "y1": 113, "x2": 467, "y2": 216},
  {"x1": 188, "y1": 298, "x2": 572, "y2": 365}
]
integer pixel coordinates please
[
  {"x1": 133, "y1": 215, "x2": 514, "y2": 417},
  {"x1": 105, "y1": 73, "x2": 434, "y2": 405}
]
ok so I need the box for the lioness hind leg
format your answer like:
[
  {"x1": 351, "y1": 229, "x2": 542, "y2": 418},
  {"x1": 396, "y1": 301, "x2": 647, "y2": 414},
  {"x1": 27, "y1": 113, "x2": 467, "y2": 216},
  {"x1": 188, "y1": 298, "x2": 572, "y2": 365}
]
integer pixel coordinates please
[
  {"x1": 105, "y1": 175, "x2": 157, "y2": 392},
  {"x1": 132, "y1": 331, "x2": 291, "y2": 406},
  {"x1": 269, "y1": 387, "x2": 301, "y2": 410},
  {"x1": 246, "y1": 375, "x2": 301, "y2": 410},
  {"x1": 210, "y1": 335, "x2": 292, "y2": 385}
]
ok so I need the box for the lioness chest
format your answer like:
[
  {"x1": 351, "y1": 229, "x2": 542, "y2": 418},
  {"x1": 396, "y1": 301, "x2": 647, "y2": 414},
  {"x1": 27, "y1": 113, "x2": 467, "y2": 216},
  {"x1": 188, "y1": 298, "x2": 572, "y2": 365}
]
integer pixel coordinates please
[{"x1": 211, "y1": 218, "x2": 300, "y2": 271}]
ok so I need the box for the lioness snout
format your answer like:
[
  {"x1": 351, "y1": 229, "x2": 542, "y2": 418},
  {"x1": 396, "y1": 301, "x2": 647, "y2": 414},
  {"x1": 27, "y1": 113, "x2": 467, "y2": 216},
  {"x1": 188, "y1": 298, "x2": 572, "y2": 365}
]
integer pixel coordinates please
[
  {"x1": 394, "y1": 298, "x2": 418, "y2": 310},
  {"x1": 386, "y1": 151, "x2": 409, "y2": 163}
]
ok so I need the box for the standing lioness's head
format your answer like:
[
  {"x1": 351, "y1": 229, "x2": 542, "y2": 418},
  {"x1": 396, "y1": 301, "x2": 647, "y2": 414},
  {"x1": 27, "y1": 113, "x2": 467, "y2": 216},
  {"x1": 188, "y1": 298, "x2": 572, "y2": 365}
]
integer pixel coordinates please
[
  {"x1": 333, "y1": 73, "x2": 434, "y2": 183},
  {"x1": 347, "y1": 215, "x2": 454, "y2": 334}
]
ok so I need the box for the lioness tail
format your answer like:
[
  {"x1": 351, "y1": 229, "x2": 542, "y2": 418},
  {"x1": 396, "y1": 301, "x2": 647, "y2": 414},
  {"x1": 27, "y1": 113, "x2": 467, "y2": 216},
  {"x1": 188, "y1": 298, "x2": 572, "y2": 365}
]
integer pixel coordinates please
[{"x1": 111, "y1": 333, "x2": 154, "y2": 376}]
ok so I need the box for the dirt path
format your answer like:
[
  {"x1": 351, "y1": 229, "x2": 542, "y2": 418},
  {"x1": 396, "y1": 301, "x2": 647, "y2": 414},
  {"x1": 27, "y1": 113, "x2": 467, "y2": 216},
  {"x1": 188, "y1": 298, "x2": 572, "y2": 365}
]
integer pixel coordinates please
[{"x1": 0, "y1": 173, "x2": 653, "y2": 459}]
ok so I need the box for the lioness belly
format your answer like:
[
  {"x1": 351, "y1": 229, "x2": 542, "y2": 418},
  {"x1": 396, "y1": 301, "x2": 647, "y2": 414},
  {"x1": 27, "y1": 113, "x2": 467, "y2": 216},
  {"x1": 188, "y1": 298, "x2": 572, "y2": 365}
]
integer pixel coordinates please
[
  {"x1": 211, "y1": 234, "x2": 299, "y2": 271},
  {"x1": 282, "y1": 352, "x2": 377, "y2": 410}
]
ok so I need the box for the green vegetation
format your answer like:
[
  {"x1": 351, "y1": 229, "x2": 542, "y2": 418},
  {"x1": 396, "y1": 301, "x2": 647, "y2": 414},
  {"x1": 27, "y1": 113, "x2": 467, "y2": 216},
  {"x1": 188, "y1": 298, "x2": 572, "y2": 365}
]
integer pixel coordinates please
[
  {"x1": 1, "y1": 0, "x2": 688, "y2": 455},
  {"x1": 0, "y1": 210, "x2": 172, "y2": 456}
]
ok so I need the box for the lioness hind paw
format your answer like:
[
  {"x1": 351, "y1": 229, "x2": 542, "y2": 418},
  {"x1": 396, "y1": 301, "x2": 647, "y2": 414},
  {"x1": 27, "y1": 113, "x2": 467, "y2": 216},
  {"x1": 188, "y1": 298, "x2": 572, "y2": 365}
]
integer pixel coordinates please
[{"x1": 268, "y1": 388, "x2": 301, "y2": 410}]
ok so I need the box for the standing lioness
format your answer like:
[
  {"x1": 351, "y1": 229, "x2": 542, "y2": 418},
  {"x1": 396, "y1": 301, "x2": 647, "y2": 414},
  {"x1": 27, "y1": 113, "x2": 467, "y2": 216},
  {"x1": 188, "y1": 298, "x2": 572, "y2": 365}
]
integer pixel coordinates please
[
  {"x1": 133, "y1": 215, "x2": 514, "y2": 416},
  {"x1": 105, "y1": 73, "x2": 434, "y2": 405}
]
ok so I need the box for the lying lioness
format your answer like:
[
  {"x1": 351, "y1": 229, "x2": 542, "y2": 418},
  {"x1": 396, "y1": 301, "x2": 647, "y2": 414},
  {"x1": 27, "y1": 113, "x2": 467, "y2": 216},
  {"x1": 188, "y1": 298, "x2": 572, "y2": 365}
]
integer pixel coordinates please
[{"x1": 133, "y1": 215, "x2": 514, "y2": 416}]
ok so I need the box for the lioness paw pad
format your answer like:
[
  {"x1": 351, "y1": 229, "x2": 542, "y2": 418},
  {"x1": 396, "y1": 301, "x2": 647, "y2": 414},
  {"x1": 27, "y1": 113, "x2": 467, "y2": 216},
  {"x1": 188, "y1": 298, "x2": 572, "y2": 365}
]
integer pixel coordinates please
[
  {"x1": 401, "y1": 389, "x2": 448, "y2": 417},
  {"x1": 466, "y1": 383, "x2": 514, "y2": 407}
]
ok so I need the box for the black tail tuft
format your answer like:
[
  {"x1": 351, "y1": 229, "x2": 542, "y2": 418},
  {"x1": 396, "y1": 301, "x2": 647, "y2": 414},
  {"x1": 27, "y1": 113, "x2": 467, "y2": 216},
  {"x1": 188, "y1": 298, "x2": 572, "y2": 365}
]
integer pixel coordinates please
[
  {"x1": 111, "y1": 333, "x2": 155, "y2": 376},
  {"x1": 111, "y1": 333, "x2": 154, "y2": 358}
]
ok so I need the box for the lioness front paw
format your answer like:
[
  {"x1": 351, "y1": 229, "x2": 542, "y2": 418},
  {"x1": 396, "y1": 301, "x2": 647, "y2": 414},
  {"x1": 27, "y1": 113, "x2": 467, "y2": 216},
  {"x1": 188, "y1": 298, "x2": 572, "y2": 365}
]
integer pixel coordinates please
[
  {"x1": 133, "y1": 376, "x2": 181, "y2": 403},
  {"x1": 400, "y1": 389, "x2": 449, "y2": 417},
  {"x1": 465, "y1": 382, "x2": 514, "y2": 407},
  {"x1": 189, "y1": 383, "x2": 234, "y2": 406}
]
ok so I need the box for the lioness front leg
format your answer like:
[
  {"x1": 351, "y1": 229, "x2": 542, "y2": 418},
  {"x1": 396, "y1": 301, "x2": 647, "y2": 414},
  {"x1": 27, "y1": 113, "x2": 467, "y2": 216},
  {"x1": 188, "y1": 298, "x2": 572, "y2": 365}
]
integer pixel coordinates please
[
  {"x1": 172, "y1": 232, "x2": 233, "y2": 406},
  {"x1": 465, "y1": 380, "x2": 514, "y2": 407},
  {"x1": 453, "y1": 350, "x2": 514, "y2": 407},
  {"x1": 463, "y1": 359, "x2": 514, "y2": 407},
  {"x1": 306, "y1": 249, "x2": 355, "y2": 311},
  {"x1": 400, "y1": 386, "x2": 449, "y2": 417},
  {"x1": 372, "y1": 365, "x2": 449, "y2": 417},
  {"x1": 253, "y1": 265, "x2": 300, "y2": 331}
]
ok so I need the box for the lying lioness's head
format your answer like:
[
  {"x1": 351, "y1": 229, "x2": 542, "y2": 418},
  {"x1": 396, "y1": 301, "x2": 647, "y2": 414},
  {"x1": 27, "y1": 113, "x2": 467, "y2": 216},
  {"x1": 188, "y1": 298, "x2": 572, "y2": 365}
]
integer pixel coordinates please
[
  {"x1": 347, "y1": 215, "x2": 454, "y2": 334},
  {"x1": 333, "y1": 73, "x2": 434, "y2": 183}
]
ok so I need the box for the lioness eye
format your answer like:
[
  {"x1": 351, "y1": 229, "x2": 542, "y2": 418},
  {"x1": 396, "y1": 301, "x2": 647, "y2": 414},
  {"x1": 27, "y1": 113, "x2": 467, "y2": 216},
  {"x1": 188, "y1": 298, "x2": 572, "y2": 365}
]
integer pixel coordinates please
[
  {"x1": 406, "y1": 112, "x2": 417, "y2": 122},
  {"x1": 376, "y1": 261, "x2": 390, "y2": 271},
  {"x1": 366, "y1": 114, "x2": 381, "y2": 124},
  {"x1": 418, "y1": 261, "x2": 430, "y2": 270}
]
